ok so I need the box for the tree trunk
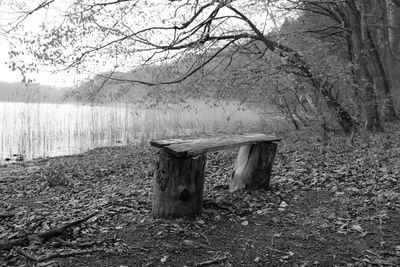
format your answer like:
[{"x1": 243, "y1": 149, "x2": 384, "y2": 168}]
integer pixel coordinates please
[
  {"x1": 152, "y1": 151, "x2": 206, "y2": 219},
  {"x1": 346, "y1": 0, "x2": 384, "y2": 131},
  {"x1": 390, "y1": 4, "x2": 400, "y2": 107},
  {"x1": 359, "y1": 1, "x2": 385, "y2": 130},
  {"x1": 364, "y1": 0, "x2": 398, "y2": 121},
  {"x1": 363, "y1": 78, "x2": 384, "y2": 131},
  {"x1": 309, "y1": 76, "x2": 358, "y2": 133},
  {"x1": 346, "y1": 37, "x2": 364, "y2": 118},
  {"x1": 230, "y1": 142, "x2": 277, "y2": 192}
]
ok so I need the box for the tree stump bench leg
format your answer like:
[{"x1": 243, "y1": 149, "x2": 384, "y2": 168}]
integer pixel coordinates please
[
  {"x1": 230, "y1": 142, "x2": 278, "y2": 192},
  {"x1": 152, "y1": 150, "x2": 207, "y2": 219}
]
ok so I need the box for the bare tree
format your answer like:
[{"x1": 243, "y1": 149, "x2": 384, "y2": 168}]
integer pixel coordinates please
[{"x1": 6, "y1": 0, "x2": 389, "y2": 133}]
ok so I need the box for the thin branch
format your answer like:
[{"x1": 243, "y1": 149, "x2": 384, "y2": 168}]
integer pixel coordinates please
[
  {"x1": 2, "y1": 0, "x2": 56, "y2": 33},
  {"x1": 86, "y1": 0, "x2": 134, "y2": 8},
  {"x1": 194, "y1": 255, "x2": 228, "y2": 266},
  {"x1": 53, "y1": 237, "x2": 100, "y2": 248},
  {"x1": 94, "y1": 39, "x2": 238, "y2": 86}
]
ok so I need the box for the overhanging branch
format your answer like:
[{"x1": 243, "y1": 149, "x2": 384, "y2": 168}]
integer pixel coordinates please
[{"x1": 93, "y1": 39, "x2": 238, "y2": 86}]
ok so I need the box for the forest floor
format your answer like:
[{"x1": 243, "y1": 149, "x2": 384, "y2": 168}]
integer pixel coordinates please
[{"x1": 0, "y1": 124, "x2": 400, "y2": 267}]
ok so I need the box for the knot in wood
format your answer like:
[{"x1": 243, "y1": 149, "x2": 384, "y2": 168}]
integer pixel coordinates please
[{"x1": 178, "y1": 186, "x2": 191, "y2": 202}]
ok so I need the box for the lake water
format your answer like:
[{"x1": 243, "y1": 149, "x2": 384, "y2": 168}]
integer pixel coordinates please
[{"x1": 0, "y1": 101, "x2": 274, "y2": 162}]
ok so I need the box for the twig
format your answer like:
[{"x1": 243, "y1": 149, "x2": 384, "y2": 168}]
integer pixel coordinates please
[
  {"x1": 200, "y1": 233, "x2": 210, "y2": 245},
  {"x1": 53, "y1": 237, "x2": 98, "y2": 248},
  {"x1": 13, "y1": 247, "x2": 38, "y2": 261},
  {"x1": 203, "y1": 199, "x2": 232, "y2": 213},
  {"x1": 366, "y1": 249, "x2": 380, "y2": 257},
  {"x1": 378, "y1": 216, "x2": 388, "y2": 236},
  {"x1": 129, "y1": 245, "x2": 150, "y2": 252},
  {"x1": 194, "y1": 255, "x2": 228, "y2": 266},
  {"x1": 201, "y1": 226, "x2": 217, "y2": 235},
  {"x1": 36, "y1": 261, "x2": 58, "y2": 267},
  {"x1": 38, "y1": 211, "x2": 99, "y2": 240}
]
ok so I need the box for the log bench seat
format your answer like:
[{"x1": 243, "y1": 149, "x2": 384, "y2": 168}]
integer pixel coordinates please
[{"x1": 149, "y1": 134, "x2": 281, "y2": 218}]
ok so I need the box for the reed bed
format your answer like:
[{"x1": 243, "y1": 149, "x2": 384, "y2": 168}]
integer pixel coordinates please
[{"x1": 0, "y1": 101, "x2": 282, "y2": 161}]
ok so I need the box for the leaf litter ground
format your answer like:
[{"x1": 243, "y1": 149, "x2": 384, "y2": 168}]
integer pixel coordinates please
[{"x1": 0, "y1": 124, "x2": 399, "y2": 266}]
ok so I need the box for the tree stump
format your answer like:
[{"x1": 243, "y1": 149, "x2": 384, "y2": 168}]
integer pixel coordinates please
[
  {"x1": 230, "y1": 142, "x2": 278, "y2": 191},
  {"x1": 152, "y1": 150, "x2": 207, "y2": 219}
]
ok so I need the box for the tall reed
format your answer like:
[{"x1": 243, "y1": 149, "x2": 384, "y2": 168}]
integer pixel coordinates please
[{"x1": 0, "y1": 100, "x2": 280, "y2": 161}]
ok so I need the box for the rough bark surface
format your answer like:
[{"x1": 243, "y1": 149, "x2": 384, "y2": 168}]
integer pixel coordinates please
[
  {"x1": 152, "y1": 151, "x2": 206, "y2": 219},
  {"x1": 390, "y1": 4, "x2": 400, "y2": 106},
  {"x1": 230, "y1": 142, "x2": 277, "y2": 192},
  {"x1": 345, "y1": 0, "x2": 384, "y2": 131},
  {"x1": 364, "y1": 1, "x2": 398, "y2": 121}
]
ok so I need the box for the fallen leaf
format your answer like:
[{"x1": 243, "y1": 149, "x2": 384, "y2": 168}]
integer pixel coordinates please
[
  {"x1": 351, "y1": 224, "x2": 363, "y2": 232},
  {"x1": 161, "y1": 255, "x2": 169, "y2": 263},
  {"x1": 279, "y1": 201, "x2": 288, "y2": 208}
]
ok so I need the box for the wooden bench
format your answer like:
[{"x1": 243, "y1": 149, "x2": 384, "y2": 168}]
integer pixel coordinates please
[{"x1": 149, "y1": 134, "x2": 281, "y2": 218}]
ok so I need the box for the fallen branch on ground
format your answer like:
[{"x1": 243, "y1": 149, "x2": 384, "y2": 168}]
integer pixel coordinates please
[
  {"x1": 53, "y1": 237, "x2": 100, "y2": 248},
  {"x1": 0, "y1": 211, "x2": 98, "y2": 250},
  {"x1": 14, "y1": 247, "x2": 106, "y2": 262},
  {"x1": 129, "y1": 245, "x2": 150, "y2": 252},
  {"x1": 194, "y1": 255, "x2": 228, "y2": 266},
  {"x1": 203, "y1": 199, "x2": 232, "y2": 213}
]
